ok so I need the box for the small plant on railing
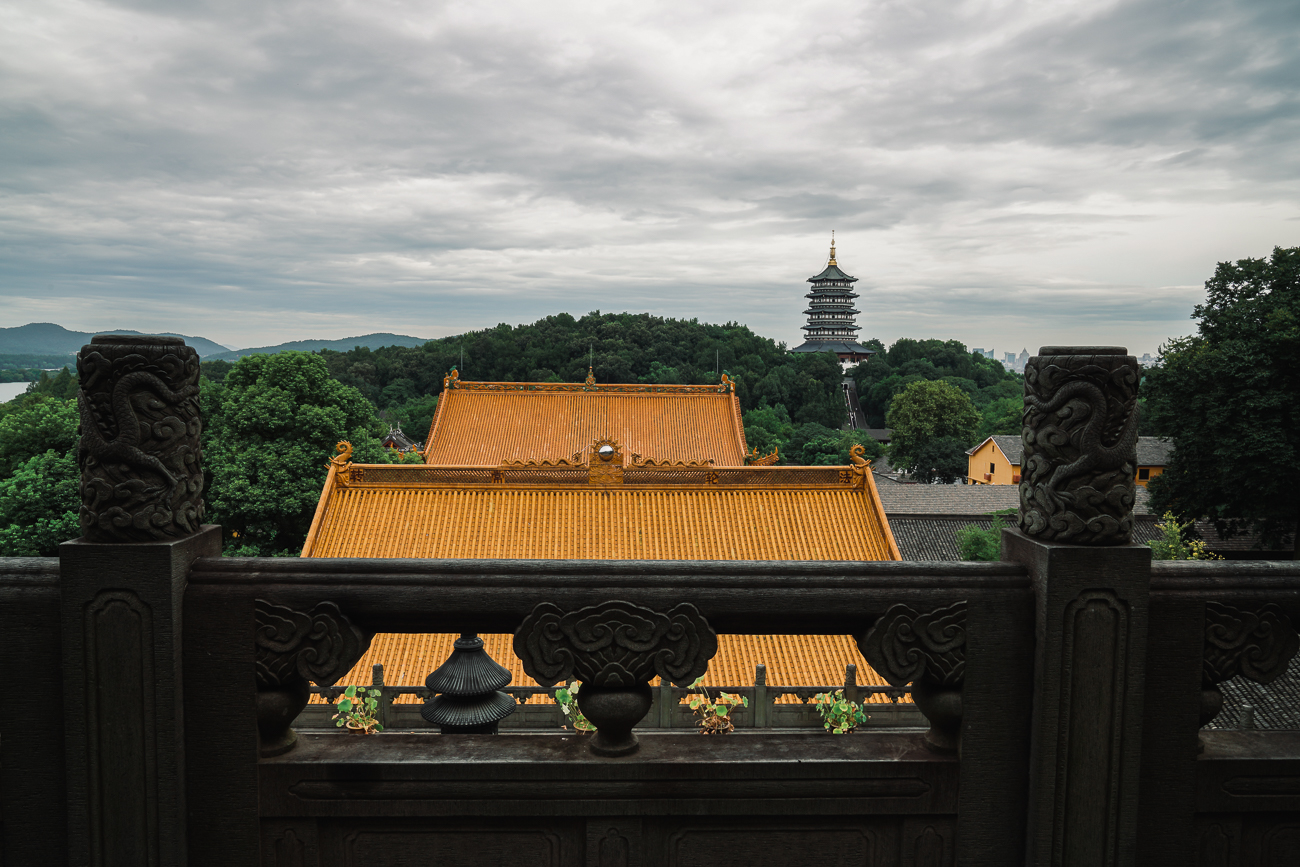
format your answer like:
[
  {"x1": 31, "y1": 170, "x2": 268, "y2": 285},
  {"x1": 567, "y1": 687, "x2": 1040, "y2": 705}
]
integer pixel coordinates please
[
  {"x1": 555, "y1": 680, "x2": 596, "y2": 733},
  {"x1": 1148, "y1": 511, "x2": 1223, "y2": 560},
  {"x1": 687, "y1": 676, "x2": 749, "y2": 735},
  {"x1": 812, "y1": 689, "x2": 867, "y2": 734},
  {"x1": 332, "y1": 686, "x2": 383, "y2": 734}
]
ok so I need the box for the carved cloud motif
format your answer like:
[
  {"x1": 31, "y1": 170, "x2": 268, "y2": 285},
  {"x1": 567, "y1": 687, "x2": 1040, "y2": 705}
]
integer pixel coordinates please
[
  {"x1": 514, "y1": 600, "x2": 718, "y2": 688},
  {"x1": 858, "y1": 601, "x2": 967, "y2": 688},
  {"x1": 254, "y1": 599, "x2": 369, "y2": 690},
  {"x1": 1203, "y1": 601, "x2": 1299, "y2": 687}
]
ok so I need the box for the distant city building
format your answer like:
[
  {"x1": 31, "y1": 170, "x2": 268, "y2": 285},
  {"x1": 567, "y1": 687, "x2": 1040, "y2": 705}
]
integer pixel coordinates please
[
  {"x1": 1000, "y1": 348, "x2": 1030, "y2": 374},
  {"x1": 971, "y1": 347, "x2": 994, "y2": 359},
  {"x1": 790, "y1": 232, "x2": 876, "y2": 364}
]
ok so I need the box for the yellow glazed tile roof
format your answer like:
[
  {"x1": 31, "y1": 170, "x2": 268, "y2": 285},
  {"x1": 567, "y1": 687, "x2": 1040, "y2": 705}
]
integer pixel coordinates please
[
  {"x1": 304, "y1": 378, "x2": 902, "y2": 707},
  {"x1": 319, "y1": 632, "x2": 901, "y2": 706},
  {"x1": 303, "y1": 464, "x2": 900, "y2": 561},
  {"x1": 423, "y1": 379, "x2": 749, "y2": 467}
]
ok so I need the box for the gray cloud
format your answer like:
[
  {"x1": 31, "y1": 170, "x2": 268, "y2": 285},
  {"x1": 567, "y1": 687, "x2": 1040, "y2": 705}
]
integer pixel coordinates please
[{"x1": 0, "y1": 0, "x2": 1297, "y2": 355}]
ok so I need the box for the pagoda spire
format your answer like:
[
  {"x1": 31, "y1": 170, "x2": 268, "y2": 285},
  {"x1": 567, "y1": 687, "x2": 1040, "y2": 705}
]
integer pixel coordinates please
[{"x1": 828, "y1": 230, "x2": 837, "y2": 266}]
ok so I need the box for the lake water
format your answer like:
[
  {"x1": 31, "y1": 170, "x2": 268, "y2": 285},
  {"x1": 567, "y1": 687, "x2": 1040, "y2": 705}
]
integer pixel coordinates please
[{"x1": 0, "y1": 382, "x2": 32, "y2": 402}]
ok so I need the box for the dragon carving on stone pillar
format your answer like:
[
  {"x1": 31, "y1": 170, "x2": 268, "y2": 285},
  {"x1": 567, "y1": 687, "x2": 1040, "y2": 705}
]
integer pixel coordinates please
[
  {"x1": 1020, "y1": 347, "x2": 1140, "y2": 545},
  {"x1": 76, "y1": 335, "x2": 205, "y2": 542}
]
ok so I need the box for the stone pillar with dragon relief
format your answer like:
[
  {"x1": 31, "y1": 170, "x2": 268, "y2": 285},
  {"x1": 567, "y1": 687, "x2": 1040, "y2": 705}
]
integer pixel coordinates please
[
  {"x1": 60, "y1": 335, "x2": 222, "y2": 867},
  {"x1": 1003, "y1": 347, "x2": 1152, "y2": 867}
]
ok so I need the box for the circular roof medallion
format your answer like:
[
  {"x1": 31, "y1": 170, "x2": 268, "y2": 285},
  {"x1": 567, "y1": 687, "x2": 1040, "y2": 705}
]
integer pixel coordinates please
[{"x1": 597, "y1": 444, "x2": 615, "y2": 462}]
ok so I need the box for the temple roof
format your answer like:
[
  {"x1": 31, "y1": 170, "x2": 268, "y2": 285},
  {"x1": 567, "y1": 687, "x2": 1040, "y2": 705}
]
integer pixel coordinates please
[
  {"x1": 302, "y1": 461, "x2": 900, "y2": 561},
  {"x1": 423, "y1": 375, "x2": 748, "y2": 467},
  {"x1": 807, "y1": 262, "x2": 857, "y2": 283},
  {"x1": 790, "y1": 339, "x2": 875, "y2": 355}
]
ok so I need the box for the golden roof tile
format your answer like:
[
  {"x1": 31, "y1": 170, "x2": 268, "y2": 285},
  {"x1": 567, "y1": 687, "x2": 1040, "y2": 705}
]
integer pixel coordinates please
[
  {"x1": 317, "y1": 632, "x2": 904, "y2": 706},
  {"x1": 423, "y1": 380, "x2": 749, "y2": 467},
  {"x1": 302, "y1": 461, "x2": 899, "y2": 561}
]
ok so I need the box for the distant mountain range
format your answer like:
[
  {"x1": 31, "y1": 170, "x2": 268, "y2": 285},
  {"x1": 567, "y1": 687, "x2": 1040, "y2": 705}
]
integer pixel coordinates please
[
  {"x1": 0, "y1": 323, "x2": 232, "y2": 359},
  {"x1": 201, "y1": 333, "x2": 429, "y2": 361},
  {"x1": 0, "y1": 323, "x2": 430, "y2": 362}
]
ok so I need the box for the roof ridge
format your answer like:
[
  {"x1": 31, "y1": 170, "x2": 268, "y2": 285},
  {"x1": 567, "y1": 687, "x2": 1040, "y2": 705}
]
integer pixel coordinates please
[{"x1": 442, "y1": 380, "x2": 737, "y2": 395}]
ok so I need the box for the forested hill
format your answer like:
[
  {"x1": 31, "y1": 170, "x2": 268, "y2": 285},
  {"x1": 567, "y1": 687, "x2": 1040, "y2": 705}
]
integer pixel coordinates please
[{"x1": 314, "y1": 312, "x2": 851, "y2": 429}]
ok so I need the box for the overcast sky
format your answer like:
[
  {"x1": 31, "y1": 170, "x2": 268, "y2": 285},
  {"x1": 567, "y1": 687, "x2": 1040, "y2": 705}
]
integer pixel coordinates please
[{"x1": 2, "y1": 0, "x2": 1297, "y2": 355}]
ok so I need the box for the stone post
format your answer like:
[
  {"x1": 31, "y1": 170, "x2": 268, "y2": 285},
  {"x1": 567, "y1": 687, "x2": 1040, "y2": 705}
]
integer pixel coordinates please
[
  {"x1": 60, "y1": 335, "x2": 219, "y2": 867},
  {"x1": 1004, "y1": 346, "x2": 1151, "y2": 867}
]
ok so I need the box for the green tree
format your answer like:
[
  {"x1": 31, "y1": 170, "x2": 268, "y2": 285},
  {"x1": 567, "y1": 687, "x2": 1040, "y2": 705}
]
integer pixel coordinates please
[
  {"x1": 974, "y1": 396, "x2": 1022, "y2": 442},
  {"x1": 1144, "y1": 246, "x2": 1300, "y2": 556},
  {"x1": 0, "y1": 450, "x2": 80, "y2": 556},
  {"x1": 24, "y1": 367, "x2": 78, "y2": 400},
  {"x1": 955, "y1": 509, "x2": 1015, "y2": 561},
  {"x1": 203, "y1": 352, "x2": 390, "y2": 556},
  {"x1": 742, "y1": 404, "x2": 794, "y2": 458},
  {"x1": 0, "y1": 396, "x2": 78, "y2": 477},
  {"x1": 886, "y1": 380, "x2": 980, "y2": 481}
]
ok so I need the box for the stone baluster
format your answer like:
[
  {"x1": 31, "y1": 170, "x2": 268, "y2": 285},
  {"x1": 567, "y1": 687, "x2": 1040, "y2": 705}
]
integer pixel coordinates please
[
  {"x1": 514, "y1": 600, "x2": 717, "y2": 755},
  {"x1": 421, "y1": 633, "x2": 516, "y2": 734}
]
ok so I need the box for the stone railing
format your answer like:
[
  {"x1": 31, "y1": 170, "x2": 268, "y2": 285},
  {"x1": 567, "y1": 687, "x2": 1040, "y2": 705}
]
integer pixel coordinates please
[
  {"x1": 296, "y1": 662, "x2": 924, "y2": 731},
  {"x1": 1, "y1": 339, "x2": 1298, "y2": 867}
]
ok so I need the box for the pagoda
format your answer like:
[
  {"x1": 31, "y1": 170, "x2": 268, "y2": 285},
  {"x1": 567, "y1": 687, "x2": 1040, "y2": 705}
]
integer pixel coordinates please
[{"x1": 790, "y1": 232, "x2": 876, "y2": 363}]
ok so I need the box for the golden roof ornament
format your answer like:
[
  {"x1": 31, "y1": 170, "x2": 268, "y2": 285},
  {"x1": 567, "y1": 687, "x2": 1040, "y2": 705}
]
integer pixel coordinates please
[
  {"x1": 585, "y1": 366, "x2": 596, "y2": 386},
  {"x1": 330, "y1": 441, "x2": 353, "y2": 468},
  {"x1": 443, "y1": 367, "x2": 460, "y2": 389},
  {"x1": 828, "y1": 229, "x2": 837, "y2": 266}
]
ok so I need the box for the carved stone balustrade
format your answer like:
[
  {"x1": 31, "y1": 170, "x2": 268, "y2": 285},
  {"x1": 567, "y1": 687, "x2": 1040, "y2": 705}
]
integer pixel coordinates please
[
  {"x1": 254, "y1": 599, "x2": 370, "y2": 756},
  {"x1": 514, "y1": 600, "x2": 718, "y2": 755},
  {"x1": 859, "y1": 601, "x2": 967, "y2": 753},
  {"x1": 1201, "y1": 601, "x2": 1299, "y2": 733}
]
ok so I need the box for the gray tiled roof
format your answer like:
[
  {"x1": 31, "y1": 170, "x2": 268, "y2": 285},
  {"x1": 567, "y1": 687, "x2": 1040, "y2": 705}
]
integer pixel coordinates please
[
  {"x1": 1206, "y1": 655, "x2": 1300, "y2": 731},
  {"x1": 878, "y1": 483, "x2": 1020, "y2": 515},
  {"x1": 888, "y1": 514, "x2": 1164, "y2": 560},
  {"x1": 1136, "y1": 437, "x2": 1173, "y2": 466},
  {"x1": 877, "y1": 482, "x2": 1153, "y2": 515},
  {"x1": 991, "y1": 435, "x2": 1023, "y2": 463}
]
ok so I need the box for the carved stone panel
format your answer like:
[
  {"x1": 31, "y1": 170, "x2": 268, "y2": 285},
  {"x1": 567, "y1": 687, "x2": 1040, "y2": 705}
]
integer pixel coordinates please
[
  {"x1": 1020, "y1": 347, "x2": 1139, "y2": 545},
  {"x1": 1201, "y1": 602, "x2": 1299, "y2": 729},
  {"x1": 858, "y1": 602, "x2": 966, "y2": 753},
  {"x1": 338, "y1": 829, "x2": 564, "y2": 866},
  {"x1": 254, "y1": 600, "x2": 369, "y2": 755},
  {"x1": 255, "y1": 600, "x2": 368, "y2": 691},
  {"x1": 1053, "y1": 590, "x2": 1130, "y2": 865},
  {"x1": 1203, "y1": 602, "x2": 1299, "y2": 688},
  {"x1": 513, "y1": 600, "x2": 717, "y2": 688},
  {"x1": 84, "y1": 590, "x2": 158, "y2": 866},
  {"x1": 858, "y1": 602, "x2": 967, "y2": 689},
  {"x1": 76, "y1": 335, "x2": 204, "y2": 541}
]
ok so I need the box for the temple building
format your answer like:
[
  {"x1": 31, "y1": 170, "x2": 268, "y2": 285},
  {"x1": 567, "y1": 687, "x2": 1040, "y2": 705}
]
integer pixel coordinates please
[
  {"x1": 790, "y1": 232, "x2": 876, "y2": 364},
  {"x1": 302, "y1": 369, "x2": 902, "y2": 704}
]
